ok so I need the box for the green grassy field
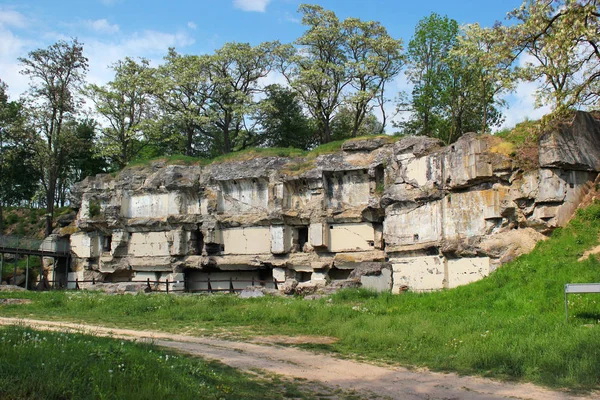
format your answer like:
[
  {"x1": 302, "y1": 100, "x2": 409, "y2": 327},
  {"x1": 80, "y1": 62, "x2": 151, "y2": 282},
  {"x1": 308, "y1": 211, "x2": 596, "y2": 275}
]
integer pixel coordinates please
[
  {"x1": 0, "y1": 325, "x2": 351, "y2": 400},
  {"x1": 2, "y1": 202, "x2": 600, "y2": 391}
]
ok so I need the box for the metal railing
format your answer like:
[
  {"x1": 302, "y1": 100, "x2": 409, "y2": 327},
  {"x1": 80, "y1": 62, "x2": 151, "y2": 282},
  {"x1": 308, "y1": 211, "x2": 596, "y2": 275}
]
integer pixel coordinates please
[
  {"x1": 0, "y1": 235, "x2": 70, "y2": 255},
  {"x1": 47, "y1": 277, "x2": 279, "y2": 294}
]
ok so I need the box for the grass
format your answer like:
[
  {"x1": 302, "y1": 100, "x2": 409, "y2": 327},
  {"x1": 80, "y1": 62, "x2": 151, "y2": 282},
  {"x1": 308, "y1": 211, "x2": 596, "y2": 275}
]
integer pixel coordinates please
[
  {"x1": 0, "y1": 325, "x2": 332, "y2": 400},
  {"x1": 3, "y1": 202, "x2": 600, "y2": 391},
  {"x1": 1, "y1": 206, "x2": 74, "y2": 239},
  {"x1": 122, "y1": 134, "x2": 401, "y2": 174}
]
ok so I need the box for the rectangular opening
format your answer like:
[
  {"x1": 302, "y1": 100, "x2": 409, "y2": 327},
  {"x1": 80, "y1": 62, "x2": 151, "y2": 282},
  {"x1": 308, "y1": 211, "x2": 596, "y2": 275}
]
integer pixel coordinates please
[
  {"x1": 102, "y1": 235, "x2": 112, "y2": 252},
  {"x1": 296, "y1": 226, "x2": 309, "y2": 252},
  {"x1": 296, "y1": 271, "x2": 312, "y2": 283},
  {"x1": 329, "y1": 268, "x2": 351, "y2": 280},
  {"x1": 191, "y1": 230, "x2": 204, "y2": 255}
]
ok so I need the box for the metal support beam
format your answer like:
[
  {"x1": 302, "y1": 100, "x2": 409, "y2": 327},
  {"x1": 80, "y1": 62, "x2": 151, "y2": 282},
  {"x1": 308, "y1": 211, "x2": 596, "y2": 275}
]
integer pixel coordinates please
[
  {"x1": 25, "y1": 255, "x2": 30, "y2": 290},
  {"x1": 13, "y1": 254, "x2": 17, "y2": 286}
]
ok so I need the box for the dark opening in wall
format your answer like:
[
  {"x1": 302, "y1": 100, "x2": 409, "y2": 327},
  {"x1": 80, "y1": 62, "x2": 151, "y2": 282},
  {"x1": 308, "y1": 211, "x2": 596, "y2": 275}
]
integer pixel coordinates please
[
  {"x1": 205, "y1": 243, "x2": 223, "y2": 255},
  {"x1": 296, "y1": 226, "x2": 309, "y2": 252},
  {"x1": 102, "y1": 235, "x2": 112, "y2": 252},
  {"x1": 296, "y1": 271, "x2": 312, "y2": 283},
  {"x1": 106, "y1": 270, "x2": 133, "y2": 283},
  {"x1": 258, "y1": 269, "x2": 274, "y2": 285},
  {"x1": 374, "y1": 164, "x2": 385, "y2": 194},
  {"x1": 191, "y1": 230, "x2": 204, "y2": 255},
  {"x1": 329, "y1": 268, "x2": 351, "y2": 280}
]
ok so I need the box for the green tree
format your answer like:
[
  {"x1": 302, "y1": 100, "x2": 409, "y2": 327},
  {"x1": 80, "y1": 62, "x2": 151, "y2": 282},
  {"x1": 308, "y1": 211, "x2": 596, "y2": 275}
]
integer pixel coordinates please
[
  {"x1": 255, "y1": 84, "x2": 316, "y2": 150},
  {"x1": 507, "y1": 0, "x2": 600, "y2": 111},
  {"x1": 398, "y1": 13, "x2": 503, "y2": 144},
  {"x1": 453, "y1": 23, "x2": 514, "y2": 134},
  {"x1": 330, "y1": 106, "x2": 383, "y2": 140},
  {"x1": 400, "y1": 13, "x2": 459, "y2": 140},
  {"x1": 343, "y1": 18, "x2": 404, "y2": 136},
  {"x1": 279, "y1": 4, "x2": 349, "y2": 144},
  {"x1": 85, "y1": 57, "x2": 156, "y2": 169},
  {"x1": 151, "y1": 49, "x2": 213, "y2": 157},
  {"x1": 19, "y1": 39, "x2": 89, "y2": 236},
  {"x1": 205, "y1": 41, "x2": 280, "y2": 154},
  {"x1": 0, "y1": 80, "x2": 38, "y2": 233}
]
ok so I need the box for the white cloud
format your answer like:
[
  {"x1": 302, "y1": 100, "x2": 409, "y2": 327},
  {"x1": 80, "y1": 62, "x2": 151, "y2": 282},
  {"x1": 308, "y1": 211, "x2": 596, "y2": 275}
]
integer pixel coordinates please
[
  {"x1": 283, "y1": 12, "x2": 300, "y2": 24},
  {"x1": 187, "y1": 21, "x2": 197, "y2": 30},
  {"x1": 0, "y1": 9, "x2": 27, "y2": 28},
  {"x1": 87, "y1": 19, "x2": 120, "y2": 34},
  {"x1": 83, "y1": 30, "x2": 195, "y2": 87},
  {"x1": 233, "y1": 0, "x2": 271, "y2": 13},
  {"x1": 500, "y1": 80, "x2": 551, "y2": 130}
]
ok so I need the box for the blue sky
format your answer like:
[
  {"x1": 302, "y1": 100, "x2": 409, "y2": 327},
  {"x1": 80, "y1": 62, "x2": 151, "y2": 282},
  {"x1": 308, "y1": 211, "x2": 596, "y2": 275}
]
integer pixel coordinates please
[{"x1": 0, "y1": 0, "x2": 545, "y2": 130}]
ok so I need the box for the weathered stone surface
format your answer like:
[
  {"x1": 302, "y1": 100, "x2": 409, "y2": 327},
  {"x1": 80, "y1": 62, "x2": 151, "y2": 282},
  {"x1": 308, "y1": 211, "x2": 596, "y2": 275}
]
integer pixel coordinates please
[
  {"x1": 341, "y1": 137, "x2": 389, "y2": 152},
  {"x1": 539, "y1": 111, "x2": 600, "y2": 171},
  {"x1": 67, "y1": 113, "x2": 600, "y2": 293},
  {"x1": 280, "y1": 279, "x2": 298, "y2": 295},
  {"x1": 239, "y1": 288, "x2": 265, "y2": 298}
]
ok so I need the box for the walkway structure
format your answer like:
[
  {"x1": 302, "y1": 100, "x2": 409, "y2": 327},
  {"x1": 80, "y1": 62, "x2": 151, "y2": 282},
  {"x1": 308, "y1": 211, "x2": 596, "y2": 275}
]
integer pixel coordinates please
[{"x1": 0, "y1": 235, "x2": 70, "y2": 289}]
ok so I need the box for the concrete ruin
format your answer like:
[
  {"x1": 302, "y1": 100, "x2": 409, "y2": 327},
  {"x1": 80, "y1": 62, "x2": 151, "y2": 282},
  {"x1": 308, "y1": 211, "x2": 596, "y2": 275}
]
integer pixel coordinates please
[{"x1": 65, "y1": 111, "x2": 600, "y2": 294}]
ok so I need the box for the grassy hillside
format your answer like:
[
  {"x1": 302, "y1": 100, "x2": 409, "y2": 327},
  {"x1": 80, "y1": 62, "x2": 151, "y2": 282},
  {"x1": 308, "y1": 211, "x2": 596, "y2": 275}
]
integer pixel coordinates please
[
  {"x1": 1, "y1": 206, "x2": 74, "y2": 239},
  {"x1": 2, "y1": 202, "x2": 600, "y2": 390}
]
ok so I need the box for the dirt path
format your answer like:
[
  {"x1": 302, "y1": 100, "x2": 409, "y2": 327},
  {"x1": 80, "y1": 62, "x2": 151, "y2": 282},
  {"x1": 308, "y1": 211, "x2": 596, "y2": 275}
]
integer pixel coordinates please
[{"x1": 0, "y1": 317, "x2": 593, "y2": 400}]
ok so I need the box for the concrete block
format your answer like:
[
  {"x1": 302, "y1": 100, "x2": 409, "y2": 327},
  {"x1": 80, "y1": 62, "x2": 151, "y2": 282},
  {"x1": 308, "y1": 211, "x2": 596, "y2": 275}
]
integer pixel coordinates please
[
  {"x1": 447, "y1": 257, "x2": 490, "y2": 288},
  {"x1": 270, "y1": 225, "x2": 292, "y2": 254},
  {"x1": 311, "y1": 270, "x2": 328, "y2": 283},
  {"x1": 329, "y1": 223, "x2": 375, "y2": 252},
  {"x1": 222, "y1": 227, "x2": 271, "y2": 255},
  {"x1": 67, "y1": 271, "x2": 84, "y2": 289},
  {"x1": 129, "y1": 232, "x2": 170, "y2": 257},
  {"x1": 170, "y1": 229, "x2": 189, "y2": 256},
  {"x1": 392, "y1": 256, "x2": 445, "y2": 292},
  {"x1": 360, "y1": 268, "x2": 392, "y2": 292},
  {"x1": 309, "y1": 223, "x2": 329, "y2": 248}
]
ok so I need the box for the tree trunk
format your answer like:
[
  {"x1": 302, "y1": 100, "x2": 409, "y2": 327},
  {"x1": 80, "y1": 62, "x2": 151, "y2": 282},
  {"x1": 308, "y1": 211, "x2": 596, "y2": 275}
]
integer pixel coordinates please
[
  {"x1": 0, "y1": 202, "x2": 4, "y2": 235},
  {"x1": 45, "y1": 171, "x2": 56, "y2": 237},
  {"x1": 323, "y1": 119, "x2": 331, "y2": 144},
  {"x1": 223, "y1": 126, "x2": 231, "y2": 154},
  {"x1": 186, "y1": 127, "x2": 194, "y2": 156}
]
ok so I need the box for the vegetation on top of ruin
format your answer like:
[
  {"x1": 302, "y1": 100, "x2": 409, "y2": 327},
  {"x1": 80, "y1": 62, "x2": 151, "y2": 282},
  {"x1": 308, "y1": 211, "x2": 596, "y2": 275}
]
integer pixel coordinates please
[
  {"x1": 120, "y1": 134, "x2": 401, "y2": 174},
  {"x1": 3, "y1": 200, "x2": 600, "y2": 391}
]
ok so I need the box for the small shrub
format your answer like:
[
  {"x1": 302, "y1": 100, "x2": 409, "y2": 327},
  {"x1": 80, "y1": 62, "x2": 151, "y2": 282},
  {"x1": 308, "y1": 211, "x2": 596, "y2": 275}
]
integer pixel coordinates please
[{"x1": 87, "y1": 199, "x2": 101, "y2": 218}]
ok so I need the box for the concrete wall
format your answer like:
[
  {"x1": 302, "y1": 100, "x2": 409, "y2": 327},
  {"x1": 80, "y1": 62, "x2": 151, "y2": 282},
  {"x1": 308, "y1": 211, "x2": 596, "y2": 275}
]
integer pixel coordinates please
[
  {"x1": 447, "y1": 257, "x2": 491, "y2": 288},
  {"x1": 328, "y1": 223, "x2": 375, "y2": 252},
  {"x1": 283, "y1": 180, "x2": 313, "y2": 210},
  {"x1": 123, "y1": 193, "x2": 183, "y2": 218},
  {"x1": 325, "y1": 170, "x2": 370, "y2": 209},
  {"x1": 384, "y1": 202, "x2": 443, "y2": 248},
  {"x1": 391, "y1": 256, "x2": 445, "y2": 292},
  {"x1": 309, "y1": 223, "x2": 329, "y2": 248},
  {"x1": 270, "y1": 225, "x2": 292, "y2": 254},
  {"x1": 217, "y1": 178, "x2": 269, "y2": 213},
  {"x1": 186, "y1": 270, "x2": 274, "y2": 291},
  {"x1": 360, "y1": 268, "x2": 393, "y2": 292},
  {"x1": 222, "y1": 227, "x2": 271, "y2": 255},
  {"x1": 443, "y1": 187, "x2": 509, "y2": 239},
  {"x1": 128, "y1": 232, "x2": 170, "y2": 257}
]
